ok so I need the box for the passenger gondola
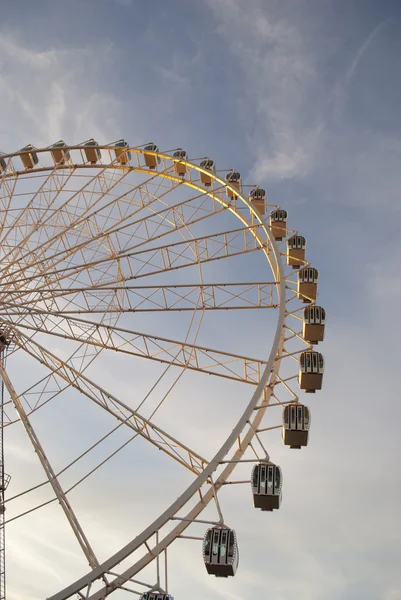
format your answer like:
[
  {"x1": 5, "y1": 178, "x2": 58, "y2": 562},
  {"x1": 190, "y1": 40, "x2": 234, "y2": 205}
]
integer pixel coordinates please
[
  {"x1": 199, "y1": 158, "x2": 215, "y2": 186},
  {"x1": 297, "y1": 267, "x2": 319, "y2": 303},
  {"x1": 50, "y1": 140, "x2": 70, "y2": 165},
  {"x1": 203, "y1": 526, "x2": 239, "y2": 577},
  {"x1": 20, "y1": 144, "x2": 39, "y2": 170},
  {"x1": 0, "y1": 156, "x2": 6, "y2": 174},
  {"x1": 282, "y1": 403, "x2": 311, "y2": 448},
  {"x1": 249, "y1": 187, "x2": 266, "y2": 214},
  {"x1": 303, "y1": 306, "x2": 326, "y2": 344},
  {"x1": 251, "y1": 462, "x2": 282, "y2": 511},
  {"x1": 270, "y1": 209, "x2": 287, "y2": 240},
  {"x1": 225, "y1": 171, "x2": 241, "y2": 199},
  {"x1": 114, "y1": 139, "x2": 131, "y2": 165},
  {"x1": 83, "y1": 139, "x2": 101, "y2": 164},
  {"x1": 299, "y1": 351, "x2": 324, "y2": 392},
  {"x1": 287, "y1": 235, "x2": 306, "y2": 269},
  {"x1": 173, "y1": 149, "x2": 187, "y2": 176},
  {"x1": 143, "y1": 144, "x2": 161, "y2": 169}
]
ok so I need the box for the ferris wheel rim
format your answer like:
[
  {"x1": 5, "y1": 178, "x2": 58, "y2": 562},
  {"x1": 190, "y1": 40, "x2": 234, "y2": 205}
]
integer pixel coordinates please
[{"x1": 1, "y1": 144, "x2": 288, "y2": 599}]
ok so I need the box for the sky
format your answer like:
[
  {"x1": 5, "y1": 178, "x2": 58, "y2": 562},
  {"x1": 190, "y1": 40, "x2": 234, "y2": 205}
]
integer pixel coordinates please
[{"x1": 1, "y1": 0, "x2": 401, "y2": 599}]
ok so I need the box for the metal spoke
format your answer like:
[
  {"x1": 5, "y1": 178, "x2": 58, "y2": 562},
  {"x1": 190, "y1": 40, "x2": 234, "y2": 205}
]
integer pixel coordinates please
[
  {"x1": 0, "y1": 169, "x2": 185, "y2": 286},
  {"x1": 8, "y1": 310, "x2": 267, "y2": 385},
  {"x1": 5, "y1": 224, "x2": 265, "y2": 293},
  {"x1": 0, "y1": 165, "x2": 76, "y2": 274},
  {"x1": 0, "y1": 362, "x2": 101, "y2": 571},
  {"x1": 0, "y1": 155, "x2": 219, "y2": 290},
  {"x1": 0, "y1": 282, "x2": 278, "y2": 313},
  {"x1": 12, "y1": 329, "x2": 208, "y2": 475},
  {"x1": 0, "y1": 163, "x2": 128, "y2": 272}
]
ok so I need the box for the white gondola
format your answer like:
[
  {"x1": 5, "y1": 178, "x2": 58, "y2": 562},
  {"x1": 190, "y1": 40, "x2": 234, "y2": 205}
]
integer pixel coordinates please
[
  {"x1": 50, "y1": 140, "x2": 70, "y2": 165},
  {"x1": 287, "y1": 235, "x2": 306, "y2": 269},
  {"x1": 225, "y1": 171, "x2": 241, "y2": 199},
  {"x1": 269, "y1": 209, "x2": 288, "y2": 241},
  {"x1": 297, "y1": 267, "x2": 319, "y2": 303},
  {"x1": 299, "y1": 351, "x2": 324, "y2": 393},
  {"x1": 20, "y1": 144, "x2": 39, "y2": 170},
  {"x1": 249, "y1": 187, "x2": 266, "y2": 214},
  {"x1": 282, "y1": 403, "x2": 311, "y2": 448},
  {"x1": 303, "y1": 306, "x2": 326, "y2": 344},
  {"x1": 251, "y1": 462, "x2": 282, "y2": 511},
  {"x1": 172, "y1": 149, "x2": 187, "y2": 176},
  {"x1": 199, "y1": 158, "x2": 215, "y2": 186},
  {"x1": 139, "y1": 594, "x2": 173, "y2": 600},
  {"x1": 143, "y1": 143, "x2": 161, "y2": 169},
  {"x1": 203, "y1": 526, "x2": 239, "y2": 577},
  {"x1": 114, "y1": 139, "x2": 131, "y2": 165},
  {"x1": 83, "y1": 139, "x2": 101, "y2": 164}
]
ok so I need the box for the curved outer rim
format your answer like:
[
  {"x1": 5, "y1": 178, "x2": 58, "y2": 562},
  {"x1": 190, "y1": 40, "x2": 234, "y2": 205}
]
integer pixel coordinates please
[{"x1": 1, "y1": 146, "x2": 286, "y2": 598}]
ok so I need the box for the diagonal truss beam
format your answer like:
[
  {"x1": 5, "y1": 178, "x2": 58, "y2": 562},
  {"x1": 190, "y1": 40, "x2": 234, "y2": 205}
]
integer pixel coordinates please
[
  {"x1": 0, "y1": 165, "x2": 138, "y2": 302},
  {"x1": 2, "y1": 330, "x2": 113, "y2": 427},
  {"x1": 0, "y1": 165, "x2": 76, "y2": 276},
  {"x1": 1, "y1": 282, "x2": 278, "y2": 313},
  {"x1": 0, "y1": 170, "x2": 213, "y2": 288},
  {"x1": 11, "y1": 329, "x2": 208, "y2": 475},
  {"x1": 0, "y1": 363, "x2": 101, "y2": 571},
  {"x1": 6, "y1": 225, "x2": 265, "y2": 292},
  {"x1": 9, "y1": 309, "x2": 267, "y2": 385}
]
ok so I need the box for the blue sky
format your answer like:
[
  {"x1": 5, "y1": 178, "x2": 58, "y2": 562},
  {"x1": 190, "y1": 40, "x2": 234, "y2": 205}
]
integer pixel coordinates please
[{"x1": 1, "y1": 1, "x2": 401, "y2": 599}]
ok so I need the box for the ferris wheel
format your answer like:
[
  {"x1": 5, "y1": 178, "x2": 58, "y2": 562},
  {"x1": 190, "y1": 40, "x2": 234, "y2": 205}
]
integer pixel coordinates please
[{"x1": 0, "y1": 140, "x2": 326, "y2": 599}]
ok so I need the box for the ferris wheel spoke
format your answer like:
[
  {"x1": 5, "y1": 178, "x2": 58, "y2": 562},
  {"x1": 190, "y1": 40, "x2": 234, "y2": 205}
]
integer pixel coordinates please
[
  {"x1": 2, "y1": 281, "x2": 278, "y2": 314},
  {"x1": 3, "y1": 333, "x2": 108, "y2": 426},
  {"x1": 6, "y1": 224, "x2": 265, "y2": 297},
  {"x1": 0, "y1": 161, "x2": 129, "y2": 259},
  {"x1": 1, "y1": 155, "x2": 206, "y2": 288},
  {"x1": 0, "y1": 362, "x2": 101, "y2": 571},
  {"x1": 106, "y1": 180, "x2": 227, "y2": 256},
  {"x1": 11, "y1": 308, "x2": 267, "y2": 385},
  {"x1": 4, "y1": 184, "x2": 227, "y2": 297},
  {"x1": 2, "y1": 172, "x2": 186, "y2": 287},
  {"x1": 0, "y1": 165, "x2": 135, "y2": 293},
  {"x1": 0, "y1": 165, "x2": 77, "y2": 273},
  {"x1": 12, "y1": 329, "x2": 208, "y2": 475}
]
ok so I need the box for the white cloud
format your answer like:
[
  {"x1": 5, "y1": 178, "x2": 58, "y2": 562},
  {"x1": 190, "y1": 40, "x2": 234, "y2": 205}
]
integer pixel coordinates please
[
  {"x1": 0, "y1": 30, "x2": 123, "y2": 150},
  {"x1": 344, "y1": 19, "x2": 388, "y2": 84}
]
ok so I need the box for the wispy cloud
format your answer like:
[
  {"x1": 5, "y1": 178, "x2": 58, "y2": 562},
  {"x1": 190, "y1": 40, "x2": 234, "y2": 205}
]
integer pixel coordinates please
[
  {"x1": 207, "y1": 0, "x2": 324, "y2": 180},
  {"x1": 345, "y1": 19, "x2": 388, "y2": 84},
  {"x1": 0, "y1": 30, "x2": 124, "y2": 150}
]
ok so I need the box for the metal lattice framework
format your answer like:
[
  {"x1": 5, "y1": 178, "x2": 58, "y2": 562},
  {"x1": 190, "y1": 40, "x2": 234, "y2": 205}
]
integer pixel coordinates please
[{"x1": 0, "y1": 142, "x2": 320, "y2": 599}]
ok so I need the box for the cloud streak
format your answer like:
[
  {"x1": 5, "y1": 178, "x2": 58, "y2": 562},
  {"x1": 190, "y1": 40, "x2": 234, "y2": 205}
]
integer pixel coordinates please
[
  {"x1": 345, "y1": 19, "x2": 388, "y2": 83},
  {"x1": 0, "y1": 30, "x2": 124, "y2": 150}
]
